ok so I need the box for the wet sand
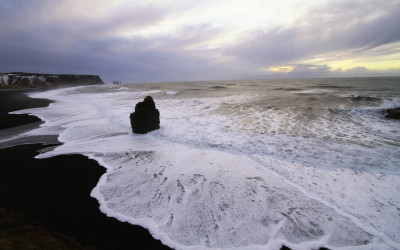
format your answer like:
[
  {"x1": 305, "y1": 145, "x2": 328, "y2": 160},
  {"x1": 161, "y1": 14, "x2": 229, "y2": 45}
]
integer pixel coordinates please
[{"x1": 0, "y1": 89, "x2": 51, "y2": 130}]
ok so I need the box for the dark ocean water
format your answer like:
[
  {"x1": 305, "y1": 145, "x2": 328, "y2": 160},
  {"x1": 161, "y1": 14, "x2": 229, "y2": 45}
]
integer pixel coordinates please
[{"x1": 4, "y1": 77, "x2": 400, "y2": 249}]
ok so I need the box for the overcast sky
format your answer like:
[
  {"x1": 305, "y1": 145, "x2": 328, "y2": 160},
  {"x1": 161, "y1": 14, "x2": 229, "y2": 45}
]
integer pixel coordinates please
[{"x1": 1, "y1": 0, "x2": 399, "y2": 83}]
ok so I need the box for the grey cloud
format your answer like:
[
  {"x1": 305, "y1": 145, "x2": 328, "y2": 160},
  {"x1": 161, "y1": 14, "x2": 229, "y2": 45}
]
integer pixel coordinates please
[
  {"x1": 1, "y1": 0, "x2": 399, "y2": 82},
  {"x1": 0, "y1": 0, "x2": 240, "y2": 82},
  {"x1": 287, "y1": 64, "x2": 332, "y2": 78},
  {"x1": 0, "y1": 1, "x2": 219, "y2": 82},
  {"x1": 224, "y1": 0, "x2": 400, "y2": 67},
  {"x1": 1, "y1": 2, "x2": 171, "y2": 45},
  {"x1": 344, "y1": 66, "x2": 370, "y2": 74}
]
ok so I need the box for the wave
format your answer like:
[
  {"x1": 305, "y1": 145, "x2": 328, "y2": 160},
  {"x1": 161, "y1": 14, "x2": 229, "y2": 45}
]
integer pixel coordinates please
[
  {"x1": 309, "y1": 84, "x2": 352, "y2": 89},
  {"x1": 350, "y1": 95, "x2": 382, "y2": 103},
  {"x1": 273, "y1": 87, "x2": 303, "y2": 91},
  {"x1": 9, "y1": 82, "x2": 400, "y2": 250},
  {"x1": 292, "y1": 89, "x2": 333, "y2": 94},
  {"x1": 209, "y1": 85, "x2": 227, "y2": 89}
]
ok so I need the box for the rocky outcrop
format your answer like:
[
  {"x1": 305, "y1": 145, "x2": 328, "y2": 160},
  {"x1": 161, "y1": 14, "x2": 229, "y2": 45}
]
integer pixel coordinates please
[
  {"x1": 385, "y1": 107, "x2": 400, "y2": 119},
  {"x1": 130, "y1": 96, "x2": 160, "y2": 134},
  {"x1": 0, "y1": 72, "x2": 104, "y2": 89}
]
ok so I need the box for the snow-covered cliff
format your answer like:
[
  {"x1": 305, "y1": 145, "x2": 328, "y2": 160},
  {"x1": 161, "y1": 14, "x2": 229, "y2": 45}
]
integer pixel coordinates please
[{"x1": 0, "y1": 73, "x2": 104, "y2": 89}]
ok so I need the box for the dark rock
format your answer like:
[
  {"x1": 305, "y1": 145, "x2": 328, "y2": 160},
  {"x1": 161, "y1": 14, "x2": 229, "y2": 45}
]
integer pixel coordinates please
[
  {"x1": 280, "y1": 245, "x2": 331, "y2": 250},
  {"x1": 385, "y1": 107, "x2": 400, "y2": 119},
  {"x1": 130, "y1": 96, "x2": 160, "y2": 134}
]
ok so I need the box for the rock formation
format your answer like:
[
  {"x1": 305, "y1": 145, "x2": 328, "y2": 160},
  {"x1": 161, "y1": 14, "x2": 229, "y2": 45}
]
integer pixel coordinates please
[
  {"x1": 0, "y1": 72, "x2": 104, "y2": 89},
  {"x1": 385, "y1": 107, "x2": 400, "y2": 119},
  {"x1": 130, "y1": 96, "x2": 160, "y2": 134}
]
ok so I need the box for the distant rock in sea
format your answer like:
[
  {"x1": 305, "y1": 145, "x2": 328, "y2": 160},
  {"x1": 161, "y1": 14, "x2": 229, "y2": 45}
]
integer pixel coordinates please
[
  {"x1": 0, "y1": 72, "x2": 104, "y2": 89},
  {"x1": 130, "y1": 96, "x2": 160, "y2": 134},
  {"x1": 385, "y1": 107, "x2": 400, "y2": 119}
]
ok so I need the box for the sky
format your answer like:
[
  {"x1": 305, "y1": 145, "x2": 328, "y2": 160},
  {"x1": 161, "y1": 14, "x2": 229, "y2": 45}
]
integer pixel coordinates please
[{"x1": 0, "y1": 0, "x2": 399, "y2": 83}]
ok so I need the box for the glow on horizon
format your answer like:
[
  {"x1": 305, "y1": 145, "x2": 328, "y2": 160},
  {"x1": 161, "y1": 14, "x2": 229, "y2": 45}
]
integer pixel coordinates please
[
  {"x1": 302, "y1": 41, "x2": 400, "y2": 74},
  {"x1": 330, "y1": 58, "x2": 400, "y2": 72},
  {"x1": 267, "y1": 66, "x2": 295, "y2": 74}
]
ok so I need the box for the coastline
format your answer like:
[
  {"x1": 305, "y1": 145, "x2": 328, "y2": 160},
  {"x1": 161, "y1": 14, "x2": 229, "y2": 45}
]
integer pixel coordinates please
[{"x1": 0, "y1": 89, "x2": 170, "y2": 249}]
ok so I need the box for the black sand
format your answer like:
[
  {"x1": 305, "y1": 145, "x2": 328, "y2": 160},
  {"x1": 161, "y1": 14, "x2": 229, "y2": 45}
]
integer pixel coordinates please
[
  {"x1": 0, "y1": 89, "x2": 51, "y2": 130},
  {"x1": 0, "y1": 90, "x2": 170, "y2": 249}
]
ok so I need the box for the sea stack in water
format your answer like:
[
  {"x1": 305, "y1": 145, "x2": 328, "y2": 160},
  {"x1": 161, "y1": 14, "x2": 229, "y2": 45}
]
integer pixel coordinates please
[
  {"x1": 130, "y1": 96, "x2": 160, "y2": 134},
  {"x1": 385, "y1": 107, "x2": 400, "y2": 119}
]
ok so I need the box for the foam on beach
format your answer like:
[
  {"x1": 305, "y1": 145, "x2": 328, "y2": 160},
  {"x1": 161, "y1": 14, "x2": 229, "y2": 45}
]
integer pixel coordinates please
[{"x1": 11, "y1": 81, "x2": 400, "y2": 250}]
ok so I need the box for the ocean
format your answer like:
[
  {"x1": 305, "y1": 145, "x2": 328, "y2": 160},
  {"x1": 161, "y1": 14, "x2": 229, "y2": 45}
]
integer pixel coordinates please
[{"x1": 4, "y1": 78, "x2": 400, "y2": 249}]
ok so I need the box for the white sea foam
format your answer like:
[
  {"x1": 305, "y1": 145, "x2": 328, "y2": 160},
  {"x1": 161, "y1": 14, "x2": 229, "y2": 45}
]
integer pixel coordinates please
[
  {"x1": 166, "y1": 91, "x2": 179, "y2": 95},
  {"x1": 11, "y1": 82, "x2": 400, "y2": 250},
  {"x1": 291, "y1": 89, "x2": 333, "y2": 94}
]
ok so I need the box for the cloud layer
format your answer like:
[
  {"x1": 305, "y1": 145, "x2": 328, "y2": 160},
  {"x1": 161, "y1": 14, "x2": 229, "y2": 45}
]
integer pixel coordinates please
[{"x1": 0, "y1": 0, "x2": 399, "y2": 82}]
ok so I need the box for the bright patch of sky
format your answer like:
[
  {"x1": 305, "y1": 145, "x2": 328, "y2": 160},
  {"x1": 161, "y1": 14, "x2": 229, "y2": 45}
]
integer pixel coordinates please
[{"x1": 119, "y1": 1, "x2": 322, "y2": 46}]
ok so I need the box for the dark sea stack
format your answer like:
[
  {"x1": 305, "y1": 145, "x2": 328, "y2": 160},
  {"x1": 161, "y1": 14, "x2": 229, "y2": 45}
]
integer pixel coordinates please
[
  {"x1": 385, "y1": 107, "x2": 400, "y2": 119},
  {"x1": 130, "y1": 96, "x2": 160, "y2": 134}
]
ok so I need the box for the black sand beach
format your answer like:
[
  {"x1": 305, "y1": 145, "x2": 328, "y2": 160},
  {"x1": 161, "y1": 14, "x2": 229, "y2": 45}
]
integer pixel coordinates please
[
  {"x1": 0, "y1": 90, "x2": 170, "y2": 249},
  {"x1": 0, "y1": 89, "x2": 51, "y2": 130}
]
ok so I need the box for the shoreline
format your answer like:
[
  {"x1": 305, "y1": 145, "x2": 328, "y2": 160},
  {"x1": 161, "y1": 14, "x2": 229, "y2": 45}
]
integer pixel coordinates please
[{"x1": 0, "y1": 89, "x2": 170, "y2": 249}]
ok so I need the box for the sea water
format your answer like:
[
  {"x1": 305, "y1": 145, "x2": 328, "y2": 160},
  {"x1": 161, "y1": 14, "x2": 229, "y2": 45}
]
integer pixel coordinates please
[{"x1": 7, "y1": 78, "x2": 400, "y2": 249}]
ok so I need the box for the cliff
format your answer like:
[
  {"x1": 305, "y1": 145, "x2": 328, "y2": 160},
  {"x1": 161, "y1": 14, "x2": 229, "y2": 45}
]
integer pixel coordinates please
[{"x1": 0, "y1": 73, "x2": 104, "y2": 89}]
